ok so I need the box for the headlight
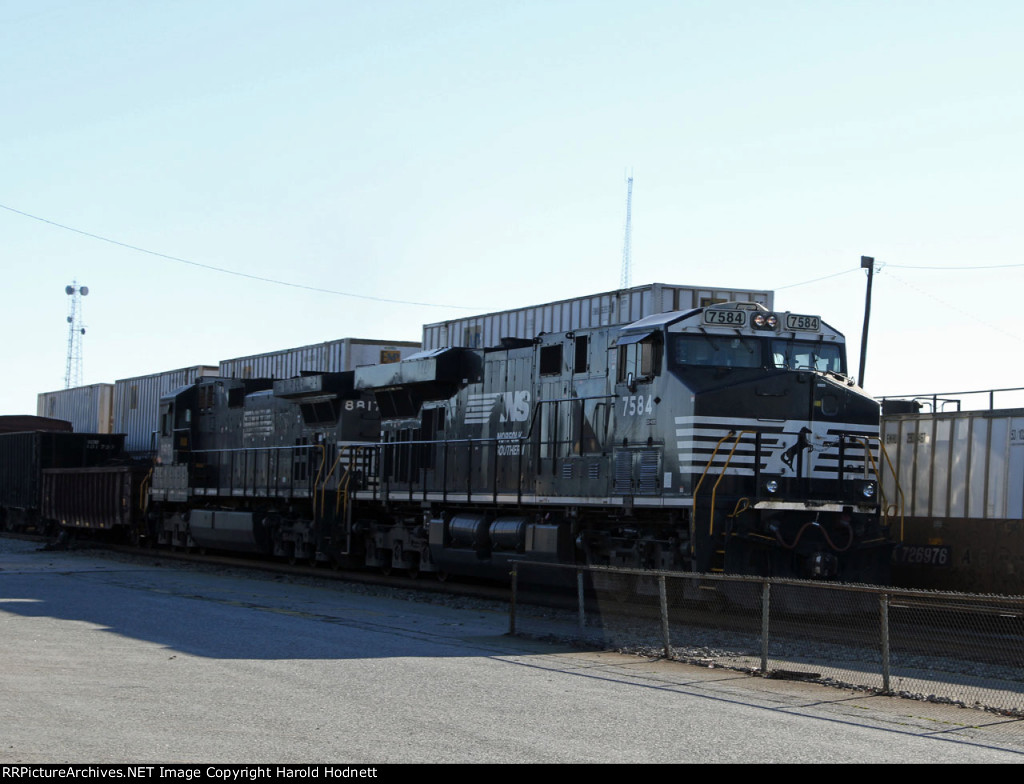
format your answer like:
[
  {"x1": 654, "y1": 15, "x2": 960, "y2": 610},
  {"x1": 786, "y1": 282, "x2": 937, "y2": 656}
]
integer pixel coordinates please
[
  {"x1": 765, "y1": 479, "x2": 779, "y2": 494},
  {"x1": 861, "y1": 481, "x2": 877, "y2": 499},
  {"x1": 752, "y1": 314, "x2": 779, "y2": 329}
]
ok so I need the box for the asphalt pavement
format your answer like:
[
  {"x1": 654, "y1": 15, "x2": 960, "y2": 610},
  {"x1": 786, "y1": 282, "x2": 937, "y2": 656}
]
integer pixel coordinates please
[{"x1": 1, "y1": 536, "x2": 1022, "y2": 764}]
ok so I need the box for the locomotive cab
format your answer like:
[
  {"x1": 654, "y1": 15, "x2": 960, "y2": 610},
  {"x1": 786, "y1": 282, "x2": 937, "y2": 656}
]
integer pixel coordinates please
[{"x1": 608, "y1": 302, "x2": 890, "y2": 581}]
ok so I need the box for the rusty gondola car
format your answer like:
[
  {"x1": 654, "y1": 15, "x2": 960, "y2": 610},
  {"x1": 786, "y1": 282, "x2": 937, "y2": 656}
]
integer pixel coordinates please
[{"x1": 0, "y1": 427, "x2": 126, "y2": 535}]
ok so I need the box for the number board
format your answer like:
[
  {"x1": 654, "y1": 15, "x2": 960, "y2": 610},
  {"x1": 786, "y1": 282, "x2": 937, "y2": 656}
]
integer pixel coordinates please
[
  {"x1": 785, "y1": 314, "x2": 821, "y2": 332},
  {"x1": 702, "y1": 310, "x2": 747, "y2": 327}
]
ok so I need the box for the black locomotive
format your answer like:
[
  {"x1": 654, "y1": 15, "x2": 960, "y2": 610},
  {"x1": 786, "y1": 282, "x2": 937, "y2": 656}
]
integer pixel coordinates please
[
  {"x1": 1, "y1": 302, "x2": 896, "y2": 585},
  {"x1": 133, "y1": 301, "x2": 893, "y2": 583}
]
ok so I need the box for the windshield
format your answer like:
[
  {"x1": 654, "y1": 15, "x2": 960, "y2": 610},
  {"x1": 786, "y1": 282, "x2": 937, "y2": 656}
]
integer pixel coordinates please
[
  {"x1": 670, "y1": 334, "x2": 762, "y2": 368},
  {"x1": 668, "y1": 334, "x2": 845, "y2": 374},
  {"x1": 771, "y1": 339, "x2": 844, "y2": 373}
]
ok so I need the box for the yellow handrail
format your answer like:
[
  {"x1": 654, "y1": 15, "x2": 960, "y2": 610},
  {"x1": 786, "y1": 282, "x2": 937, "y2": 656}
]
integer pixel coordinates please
[
  {"x1": 849, "y1": 435, "x2": 905, "y2": 541},
  {"x1": 140, "y1": 467, "x2": 153, "y2": 515},
  {"x1": 318, "y1": 448, "x2": 347, "y2": 521},
  {"x1": 692, "y1": 430, "x2": 758, "y2": 537}
]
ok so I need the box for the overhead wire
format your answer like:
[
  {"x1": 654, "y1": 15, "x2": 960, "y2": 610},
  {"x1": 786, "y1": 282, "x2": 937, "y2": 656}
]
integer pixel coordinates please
[
  {"x1": 0, "y1": 202, "x2": 477, "y2": 310},
  {"x1": 778, "y1": 256, "x2": 1023, "y2": 344}
]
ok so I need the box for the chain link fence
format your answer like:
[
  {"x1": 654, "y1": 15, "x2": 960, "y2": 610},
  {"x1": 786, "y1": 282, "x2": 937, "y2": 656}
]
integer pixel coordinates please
[{"x1": 508, "y1": 562, "x2": 1024, "y2": 717}]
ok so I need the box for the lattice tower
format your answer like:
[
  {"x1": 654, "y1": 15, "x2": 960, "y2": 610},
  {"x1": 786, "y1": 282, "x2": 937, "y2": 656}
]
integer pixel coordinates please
[
  {"x1": 619, "y1": 175, "x2": 634, "y2": 289},
  {"x1": 64, "y1": 281, "x2": 88, "y2": 389}
]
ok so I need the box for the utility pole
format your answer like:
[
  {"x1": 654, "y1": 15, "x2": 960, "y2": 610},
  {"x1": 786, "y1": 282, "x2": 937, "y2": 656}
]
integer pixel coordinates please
[
  {"x1": 619, "y1": 174, "x2": 633, "y2": 289},
  {"x1": 858, "y1": 257, "x2": 874, "y2": 387}
]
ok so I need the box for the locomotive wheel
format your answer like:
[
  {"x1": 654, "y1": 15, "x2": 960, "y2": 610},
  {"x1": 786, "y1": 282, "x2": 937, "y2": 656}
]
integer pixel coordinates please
[{"x1": 435, "y1": 570, "x2": 450, "y2": 583}]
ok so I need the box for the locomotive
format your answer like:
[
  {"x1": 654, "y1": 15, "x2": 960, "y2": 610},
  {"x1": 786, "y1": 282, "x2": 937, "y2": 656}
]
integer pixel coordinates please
[{"x1": 137, "y1": 300, "x2": 894, "y2": 584}]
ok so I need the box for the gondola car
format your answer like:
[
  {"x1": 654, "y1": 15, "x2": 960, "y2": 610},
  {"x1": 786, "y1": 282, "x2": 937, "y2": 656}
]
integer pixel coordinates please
[{"x1": 0, "y1": 426, "x2": 125, "y2": 535}]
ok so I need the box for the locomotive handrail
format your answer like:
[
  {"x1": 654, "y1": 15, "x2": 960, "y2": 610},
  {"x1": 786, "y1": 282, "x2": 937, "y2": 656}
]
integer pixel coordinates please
[
  {"x1": 139, "y1": 467, "x2": 153, "y2": 515},
  {"x1": 310, "y1": 444, "x2": 327, "y2": 514},
  {"x1": 849, "y1": 435, "x2": 905, "y2": 541},
  {"x1": 374, "y1": 432, "x2": 550, "y2": 503},
  {"x1": 190, "y1": 443, "x2": 324, "y2": 499},
  {"x1": 371, "y1": 399, "x2": 610, "y2": 503},
  {"x1": 693, "y1": 430, "x2": 895, "y2": 546},
  {"x1": 693, "y1": 429, "x2": 759, "y2": 538},
  {"x1": 317, "y1": 447, "x2": 347, "y2": 521}
]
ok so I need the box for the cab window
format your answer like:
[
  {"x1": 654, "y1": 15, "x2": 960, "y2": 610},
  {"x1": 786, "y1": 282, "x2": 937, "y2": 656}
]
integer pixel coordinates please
[
  {"x1": 670, "y1": 335, "x2": 761, "y2": 368},
  {"x1": 771, "y1": 340, "x2": 843, "y2": 373},
  {"x1": 617, "y1": 336, "x2": 661, "y2": 383}
]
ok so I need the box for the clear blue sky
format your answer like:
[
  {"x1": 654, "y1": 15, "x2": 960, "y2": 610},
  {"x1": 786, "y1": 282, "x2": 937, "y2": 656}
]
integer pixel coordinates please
[{"x1": 2, "y1": 0, "x2": 1022, "y2": 415}]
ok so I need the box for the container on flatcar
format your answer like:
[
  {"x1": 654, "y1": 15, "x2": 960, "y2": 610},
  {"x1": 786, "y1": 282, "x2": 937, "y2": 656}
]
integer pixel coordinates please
[
  {"x1": 218, "y1": 338, "x2": 421, "y2": 381},
  {"x1": 114, "y1": 365, "x2": 219, "y2": 455},
  {"x1": 421, "y1": 282, "x2": 774, "y2": 350},
  {"x1": 882, "y1": 405, "x2": 1024, "y2": 594},
  {"x1": 36, "y1": 383, "x2": 114, "y2": 434}
]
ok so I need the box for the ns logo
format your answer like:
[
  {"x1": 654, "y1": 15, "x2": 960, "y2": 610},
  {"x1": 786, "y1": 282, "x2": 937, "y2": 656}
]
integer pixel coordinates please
[
  {"x1": 465, "y1": 390, "x2": 531, "y2": 425},
  {"x1": 499, "y1": 391, "x2": 531, "y2": 423}
]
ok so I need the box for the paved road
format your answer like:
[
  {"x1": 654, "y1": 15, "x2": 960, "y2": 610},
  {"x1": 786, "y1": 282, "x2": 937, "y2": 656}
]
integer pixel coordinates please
[{"x1": 1, "y1": 537, "x2": 1022, "y2": 764}]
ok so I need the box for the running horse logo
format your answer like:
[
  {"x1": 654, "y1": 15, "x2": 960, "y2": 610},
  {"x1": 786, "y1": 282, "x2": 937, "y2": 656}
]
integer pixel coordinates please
[{"x1": 781, "y1": 427, "x2": 813, "y2": 471}]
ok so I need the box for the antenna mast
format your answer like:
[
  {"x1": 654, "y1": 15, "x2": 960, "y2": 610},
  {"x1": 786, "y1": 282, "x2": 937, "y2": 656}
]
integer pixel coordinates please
[
  {"x1": 64, "y1": 281, "x2": 88, "y2": 389},
  {"x1": 619, "y1": 174, "x2": 633, "y2": 289}
]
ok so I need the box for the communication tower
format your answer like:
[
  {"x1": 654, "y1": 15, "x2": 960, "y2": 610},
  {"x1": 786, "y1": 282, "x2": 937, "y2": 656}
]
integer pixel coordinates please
[
  {"x1": 619, "y1": 174, "x2": 634, "y2": 289},
  {"x1": 64, "y1": 281, "x2": 88, "y2": 388}
]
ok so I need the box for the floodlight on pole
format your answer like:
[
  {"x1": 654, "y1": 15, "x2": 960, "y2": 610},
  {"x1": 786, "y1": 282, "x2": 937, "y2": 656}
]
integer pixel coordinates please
[{"x1": 64, "y1": 281, "x2": 88, "y2": 389}]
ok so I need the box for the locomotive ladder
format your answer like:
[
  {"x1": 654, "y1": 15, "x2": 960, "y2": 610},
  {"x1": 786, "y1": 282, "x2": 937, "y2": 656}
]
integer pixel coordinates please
[
  {"x1": 849, "y1": 435, "x2": 905, "y2": 541},
  {"x1": 691, "y1": 429, "x2": 758, "y2": 573}
]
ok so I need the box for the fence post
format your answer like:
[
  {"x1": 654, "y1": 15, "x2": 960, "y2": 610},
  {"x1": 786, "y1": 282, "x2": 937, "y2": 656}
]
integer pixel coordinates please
[
  {"x1": 659, "y1": 574, "x2": 671, "y2": 659},
  {"x1": 760, "y1": 579, "x2": 771, "y2": 676},
  {"x1": 509, "y1": 564, "x2": 517, "y2": 636},
  {"x1": 577, "y1": 569, "x2": 586, "y2": 635},
  {"x1": 880, "y1": 592, "x2": 890, "y2": 692}
]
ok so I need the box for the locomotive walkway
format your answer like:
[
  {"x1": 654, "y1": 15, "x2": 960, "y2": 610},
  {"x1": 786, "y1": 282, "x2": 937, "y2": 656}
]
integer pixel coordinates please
[{"x1": 1, "y1": 537, "x2": 1023, "y2": 764}]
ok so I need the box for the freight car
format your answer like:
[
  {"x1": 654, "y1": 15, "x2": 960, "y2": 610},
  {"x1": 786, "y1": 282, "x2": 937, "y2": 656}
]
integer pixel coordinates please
[
  {"x1": 881, "y1": 391, "x2": 1024, "y2": 594},
  {"x1": 137, "y1": 301, "x2": 896, "y2": 584},
  {"x1": 0, "y1": 427, "x2": 126, "y2": 535}
]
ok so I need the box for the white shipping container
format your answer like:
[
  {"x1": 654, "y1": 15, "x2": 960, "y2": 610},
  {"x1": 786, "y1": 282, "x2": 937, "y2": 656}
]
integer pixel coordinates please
[
  {"x1": 114, "y1": 365, "x2": 220, "y2": 453},
  {"x1": 36, "y1": 384, "x2": 115, "y2": 433},
  {"x1": 218, "y1": 338, "x2": 421, "y2": 380},
  {"x1": 881, "y1": 409, "x2": 1024, "y2": 522},
  {"x1": 421, "y1": 282, "x2": 774, "y2": 350}
]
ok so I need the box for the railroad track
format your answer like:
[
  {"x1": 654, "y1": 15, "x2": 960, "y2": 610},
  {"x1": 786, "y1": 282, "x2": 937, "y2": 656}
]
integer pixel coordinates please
[{"x1": 3, "y1": 530, "x2": 516, "y2": 607}]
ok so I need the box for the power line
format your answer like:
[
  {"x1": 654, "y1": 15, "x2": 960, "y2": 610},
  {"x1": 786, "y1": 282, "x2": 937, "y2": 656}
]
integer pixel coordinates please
[
  {"x1": 883, "y1": 269, "x2": 1024, "y2": 344},
  {"x1": 887, "y1": 262, "x2": 1024, "y2": 270},
  {"x1": 0, "y1": 202, "x2": 476, "y2": 310},
  {"x1": 777, "y1": 256, "x2": 1024, "y2": 292},
  {"x1": 776, "y1": 267, "x2": 860, "y2": 290}
]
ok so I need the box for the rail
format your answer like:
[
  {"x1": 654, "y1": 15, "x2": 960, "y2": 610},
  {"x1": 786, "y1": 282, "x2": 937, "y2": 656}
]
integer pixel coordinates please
[{"x1": 880, "y1": 386, "x2": 1024, "y2": 413}]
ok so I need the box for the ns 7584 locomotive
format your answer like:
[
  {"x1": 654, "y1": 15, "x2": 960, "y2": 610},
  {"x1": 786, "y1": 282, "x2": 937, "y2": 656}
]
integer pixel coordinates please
[{"x1": 145, "y1": 301, "x2": 896, "y2": 585}]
